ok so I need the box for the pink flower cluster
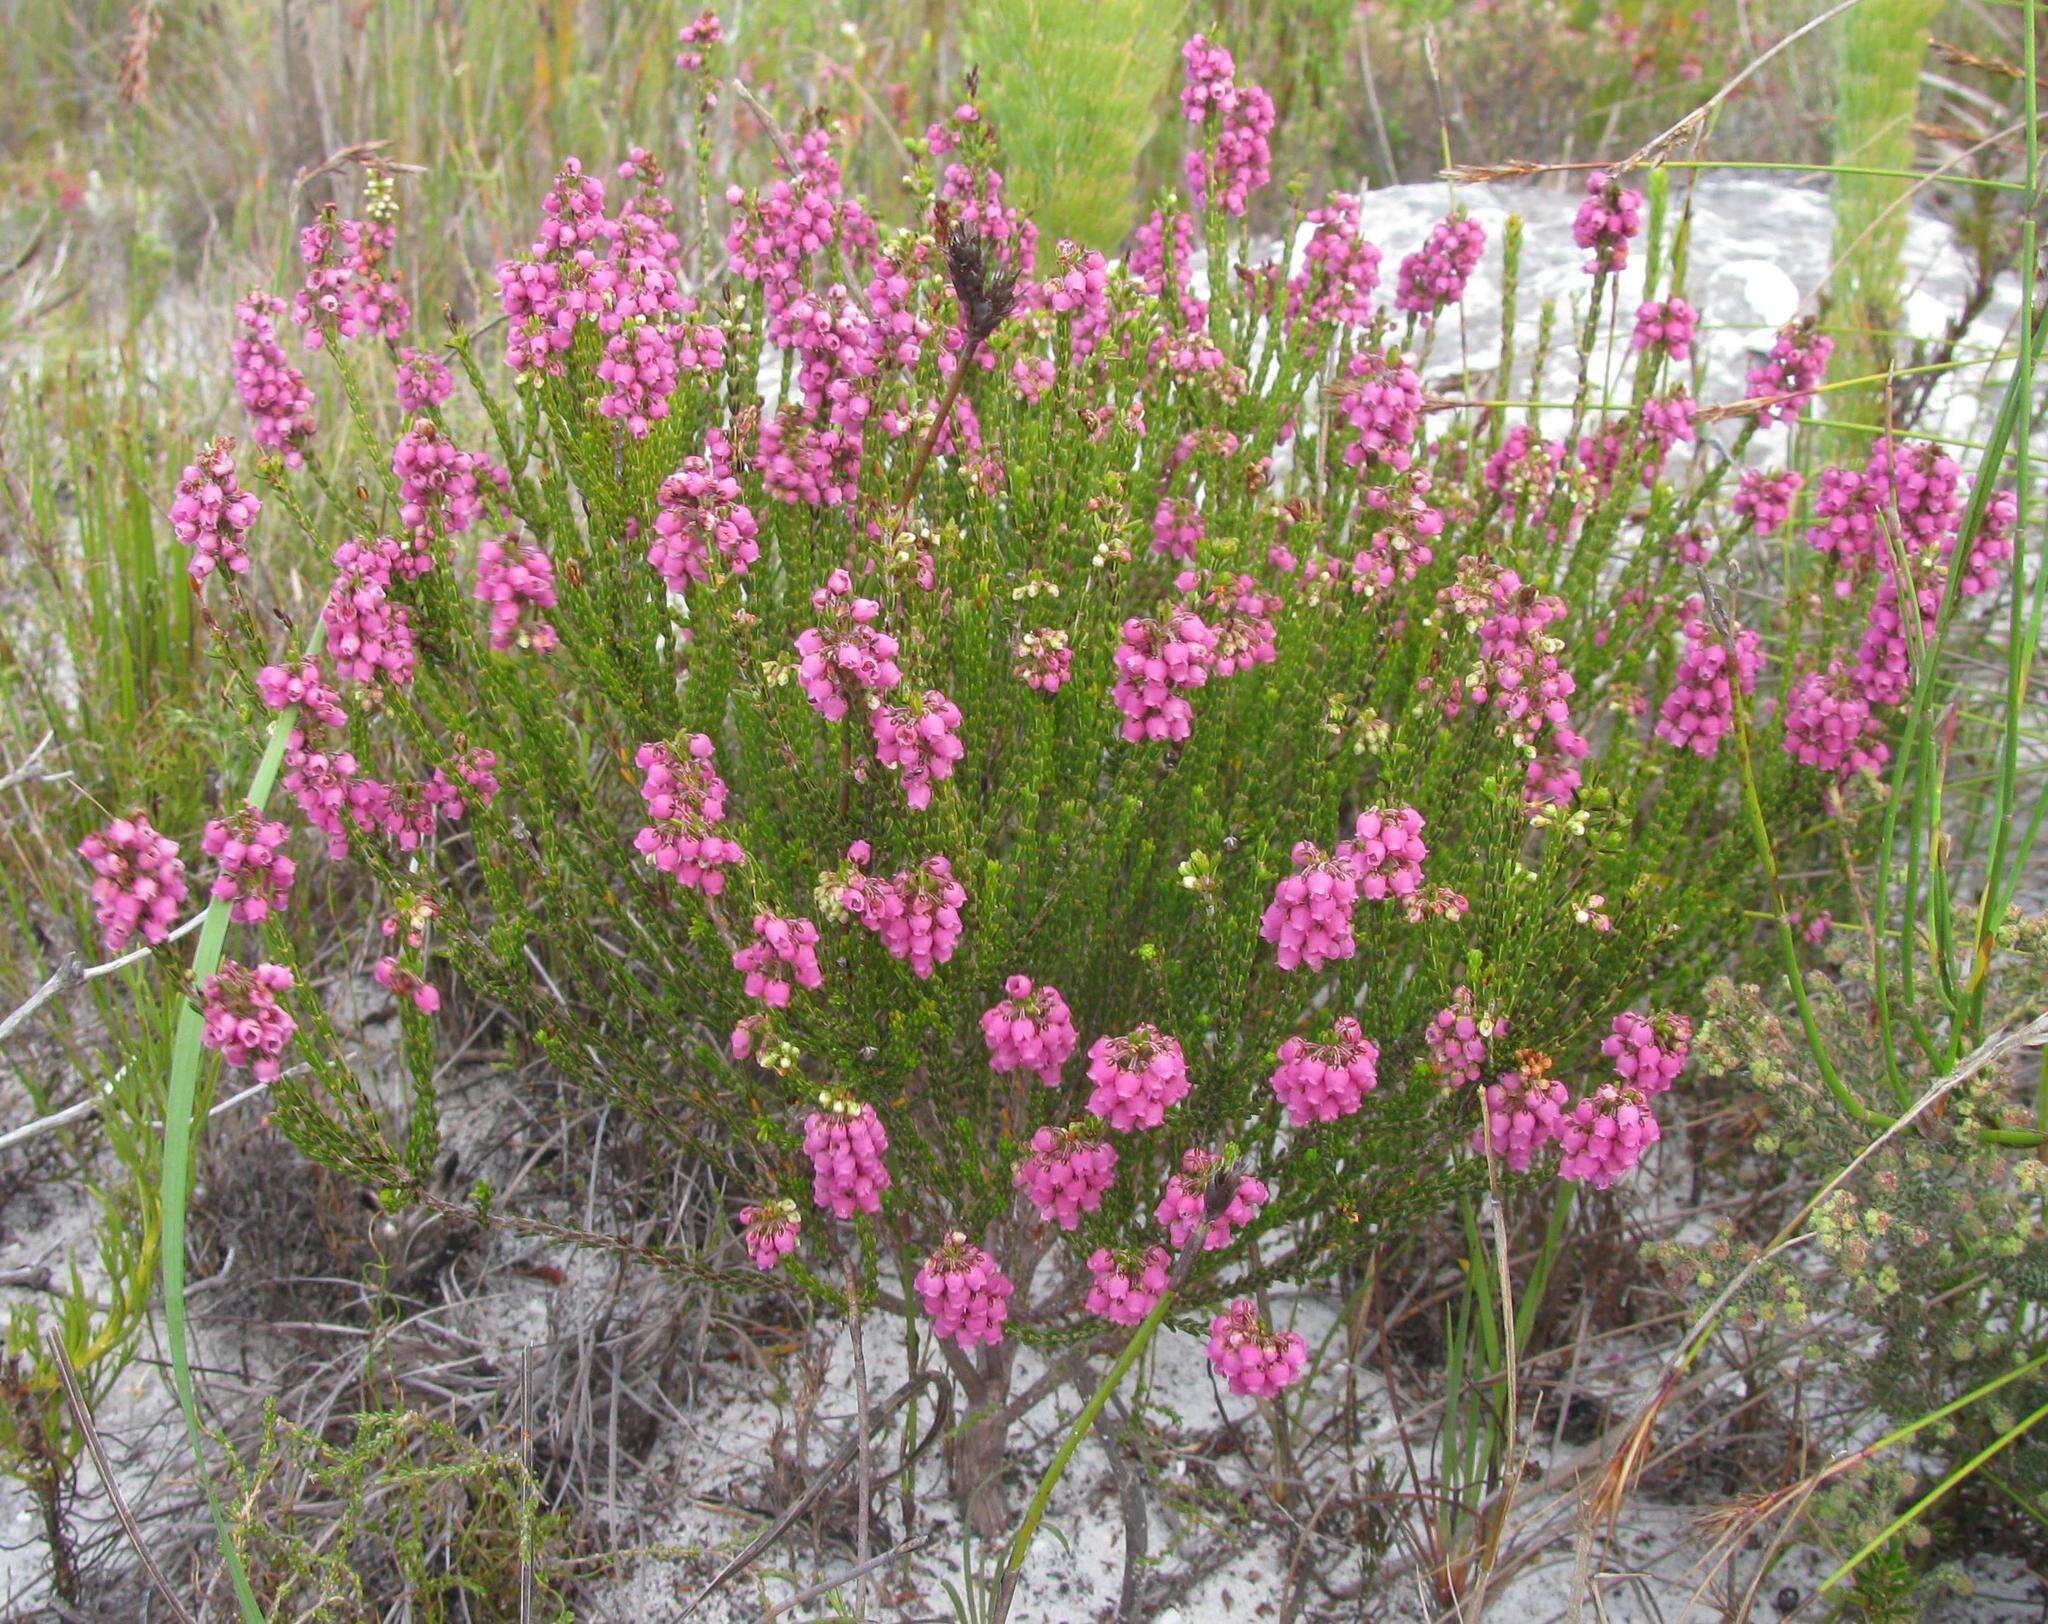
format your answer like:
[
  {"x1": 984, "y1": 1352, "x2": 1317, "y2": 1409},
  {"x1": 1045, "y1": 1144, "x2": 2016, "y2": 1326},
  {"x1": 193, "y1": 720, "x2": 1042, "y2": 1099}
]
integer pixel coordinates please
[
  {"x1": 257, "y1": 660, "x2": 348, "y2": 730},
  {"x1": 496, "y1": 154, "x2": 726, "y2": 433},
  {"x1": 649, "y1": 431, "x2": 760, "y2": 592},
  {"x1": 1471, "y1": 1067, "x2": 1572, "y2": 1172},
  {"x1": 291, "y1": 209, "x2": 409, "y2": 348},
  {"x1": 1556, "y1": 1085, "x2": 1662, "y2": 1189},
  {"x1": 324, "y1": 537, "x2": 418, "y2": 688},
  {"x1": 1085, "y1": 1025, "x2": 1189, "y2": 1132},
  {"x1": 1206, "y1": 1301, "x2": 1307, "y2": 1397},
  {"x1": 1179, "y1": 34, "x2": 1274, "y2": 217},
  {"x1": 395, "y1": 347, "x2": 453, "y2": 415},
  {"x1": 1151, "y1": 494, "x2": 1205, "y2": 561},
  {"x1": 497, "y1": 158, "x2": 608, "y2": 376},
  {"x1": 199, "y1": 960, "x2": 297, "y2": 1081},
  {"x1": 202, "y1": 806, "x2": 295, "y2": 924},
  {"x1": 1655, "y1": 604, "x2": 1761, "y2": 758},
  {"x1": 1192, "y1": 572, "x2": 1281, "y2": 676},
  {"x1": 1013, "y1": 628, "x2": 1072, "y2": 692},
  {"x1": 803, "y1": 1090, "x2": 891, "y2": 1218},
  {"x1": 632, "y1": 735, "x2": 744, "y2": 895},
  {"x1": 841, "y1": 847, "x2": 967, "y2": 978},
  {"x1": 468, "y1": 535, "x2": 558, "y2": 652},
  {"x1": 431, "y1": 746, "x2": 500, "y2": 818},
  {"x1": 1113, "y1": 608, "x2": 1216, "y2": 742},
  {"x1": 982, "y1": 976, "x2": 1079, "y2": 1086},
  {"x1": 1395, "y1": 214, "x2": 1485, "y2": 318},
  {"x1": 170, "y1": 439, "x2": 261, "y2": 584},
  {"x1": 1346, "y1": 805, "x2": 1428, "y2": 900},
  {"x1": 738, "y1": 1198, "x2": 800, "y2": 1272},
  {"x1": 373, "y1": 954, "x2": 441, "y2": 1015},
  {"x1": 1602, "y1": 1010, "x2": 1693, "y2": 1095},
  {"x1": 280, "y1": 733, "x2": 365, "y2": 859},
  {"x1": 675, "y1": 9, "x2": 723, "y2": 72},
  {"x1": 1289, "y1": 192, "x2": 1382, "y2": 327},
  {"x1": 1337, "y1": 349, "x2": 1423, "y2": 473},
  {"x1": 733, "y1": 913, "x2": 824, "y2": 1006},
  {"x1": 1733, "y1": 467, "x2": 1803, "y2": 535},
  {"x1": 231, "y1": 294, "x2": 316, "y2": 465},
  {"x1": 916, "y1": 1232, "x2": 1014, "y2": 1348},
  {"x1": 1630, "y1": 297, "x2": 1698, "y2": 361},
  {"x1": 600, "y1": 152, "x2": 729, "y2": 435},
  {"x1": 1013, "y1": 1121, "x2": 1117, "y2": 1229},
  {"x1": 1260, "y1": 840, "x2": 1360, "y2": 971},
  {"x1": 1086, "y1": 1247, "x2": 1170, "y2": 1326},
  {"x1": 473, "y1": 536, "x2": 559, "y2": 652},
  {"x1": 1782, "y1": 664, "x2": 1887, "y2": 783},
  {"x1": 1039, "y1": 241, "x2": 1112, "y2": 359},
  {"x1": 1744, "y1": 320, "x2": 1833, "y2": 425},
  {"x1": 1483, "y1": 424, "x2": 1561, "y2": 518},
  {"x1": 869, "y1": 689, "x2": 965, "y2": 810},
  {"x1": 1466, "y1": 1011, "x2": 1689, "y2": 1182},
  {"x1": 796, "y1": 570, "x2": 903, "y2": 720},
  {"x1": 78, "y1": 814, "x2": 188, "y2": 953},
  {"x1": 1428, "y1": 987, "x2": 1498, "y2": 1087},
  {"x1": 1448, "y1": 564, "x2": 1588, "y2": 803},
  {"x1": 1155, "y1": 1151, "x2": 1268, "y2": 1251},
  {"x1": 1572, "y1": 170, "x2": 1643, "y2": 274},
  {"x1": 395, "y1": 419, "x2": 505, "y2": 558},
  {"x1": 1269, "y1": 1016, "x2": 1379, "y2": 1126}
]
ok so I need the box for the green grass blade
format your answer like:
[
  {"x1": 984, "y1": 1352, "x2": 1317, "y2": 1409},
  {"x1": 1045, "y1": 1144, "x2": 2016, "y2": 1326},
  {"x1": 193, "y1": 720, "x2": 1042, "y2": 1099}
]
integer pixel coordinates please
[{"x1": 159, "y1": 617, "x2": 327, "y2": 1623}]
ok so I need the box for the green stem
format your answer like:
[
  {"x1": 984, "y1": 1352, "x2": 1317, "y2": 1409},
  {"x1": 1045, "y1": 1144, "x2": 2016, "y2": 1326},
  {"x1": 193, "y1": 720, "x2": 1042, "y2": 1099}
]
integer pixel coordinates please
[
  {"x1": 1819, "y1": 1387, "x2": 2048, "y2": 1598},
  {"x1": 1002, "y1": 1285, "x2": 1176, "y2": 1583},
  {"x1": 160, "y1": 617, "x2": 328, "y2": 1623}
]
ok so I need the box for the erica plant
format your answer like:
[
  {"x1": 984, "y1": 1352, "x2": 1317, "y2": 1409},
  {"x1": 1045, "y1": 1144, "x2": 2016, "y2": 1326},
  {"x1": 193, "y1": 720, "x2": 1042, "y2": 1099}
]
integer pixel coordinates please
[{"x1": 115, "y1": 21, "x2": 2021, "y2": 1569}]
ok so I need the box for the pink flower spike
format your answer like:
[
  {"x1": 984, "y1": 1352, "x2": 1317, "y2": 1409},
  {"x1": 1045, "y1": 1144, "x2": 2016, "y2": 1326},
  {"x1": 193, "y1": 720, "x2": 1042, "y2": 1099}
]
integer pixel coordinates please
[
  {"x1": 1085, "y1": 1246, "x2": 1170, "y2": 1326},
  {"x1": 869, "y1": 688, "x2": 965, "y2": 810},
  {"x1": 1084, "y1": 1025, "x2": 1189, "y2": 1132},
  {"x1": 1013, "y1": 1121, "x2": 1118, "y2": 1229},
  {"x1": 1555, "y1": 1084, "x2": 1661, "y2": 1188},
  {"x1": 199, "y1": 960, "x2": 297, "y2": 1082},
  {"x1": 1470, "y1": 1066, "x2": 1570, "y2": 1172},
  {"x1": 1427, "y1": 987, "x2": 1499, "y2": 1088},
  {"x1": 169, "y1": 438, "x2": 261, "y2": 584},
  {"x1": 1206, "y1": 1300, "x2": 1307, "y2": 1397},
  {"x1": 232, "y1": 293, "x2": 316, "y2": 464},
  {"x1": 78, "y1": 814, "x2": 188, "y2": 954},
  {"x1": 473, "y1": 535, "x2": 560, "y2": 652},
  {"x1": 916, "y1": 1231, "x2": 1014, "y2": 1348},
  {"x1": 733, "y1": 912, "x2": 824, "y2": 1006},
  {"x1": 982, "y1": 976, "x2": 1079, "y2": 1086},
  {"x1": 1113, "y1": 608, "x2": 1217, "y2": 743},
  {"x1": 803, "y1": 1089, "x2": 891, "y2": 1218},
  {"x1": 202, "y1": 806, "x2": 295, "y2": 925},
  {"x1": 738, "y1": 1197, "x2": 801, "y2": 1271},
  {"x1": 1260, "y1": 840, "x2": 1360, "y2": 972},
  {"x1": 632, "y1": 735, "x2": 745, "y2": 895},
  {"x1": 1601, "y1": 1010, "x2": 1693, "y2": 1096},
  {"x1": 1343, "y1": 805, "x2": 1428, "y2": 900},
  {"x1": 1572, "y1": 170, "x2": 1643, "y2": 275},
  {"x1": 847, "y1": 854, "x2": 967, "y2": 978},
  {"x1": 1395, "y1": 213, "x2": 1485, "y2": 319},
  {"x1": 1154, "y1": 1150, "x2": 1268, "y2": 1252},
  {"x1": 1269, "y1": 1016, "x2": 1379, "y2": 1126},
  {"x1": 395, "y1": 347, "x2": 454, "y2": 415}
]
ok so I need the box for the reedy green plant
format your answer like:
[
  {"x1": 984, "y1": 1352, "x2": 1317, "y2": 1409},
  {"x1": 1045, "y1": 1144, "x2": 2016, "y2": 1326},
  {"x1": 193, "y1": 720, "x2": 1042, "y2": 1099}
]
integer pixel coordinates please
[{"x1": 967, "y1": 0, "x2": 1183, "y2": 252}]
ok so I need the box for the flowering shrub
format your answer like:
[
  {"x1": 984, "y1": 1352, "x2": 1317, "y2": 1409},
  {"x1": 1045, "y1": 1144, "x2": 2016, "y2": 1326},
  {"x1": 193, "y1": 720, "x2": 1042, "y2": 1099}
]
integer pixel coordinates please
[{"x1": 118, "y1": 25, "x2": 2024, "y2": 1545}]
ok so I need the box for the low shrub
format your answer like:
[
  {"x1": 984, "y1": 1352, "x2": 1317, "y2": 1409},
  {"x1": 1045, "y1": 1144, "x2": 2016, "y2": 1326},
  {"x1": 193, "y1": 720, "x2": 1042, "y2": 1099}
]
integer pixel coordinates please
[{"x1": 82, "y1": 19, "x2": 2026, "y2": 1598}]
